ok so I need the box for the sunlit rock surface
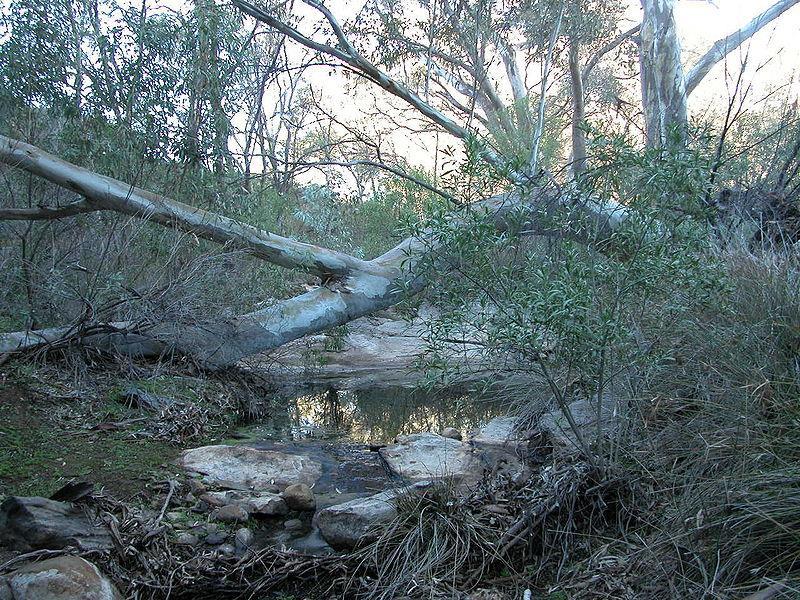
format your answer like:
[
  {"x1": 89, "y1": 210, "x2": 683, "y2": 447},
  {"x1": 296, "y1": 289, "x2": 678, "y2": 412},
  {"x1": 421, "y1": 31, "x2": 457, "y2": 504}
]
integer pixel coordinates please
[{"x1": 180, "y1": 445, "x2": 323, "y2": 490}]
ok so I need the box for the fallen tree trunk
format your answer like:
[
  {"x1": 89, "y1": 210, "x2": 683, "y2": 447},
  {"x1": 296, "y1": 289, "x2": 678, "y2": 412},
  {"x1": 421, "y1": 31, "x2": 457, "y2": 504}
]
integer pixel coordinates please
[
  {"x1": 0, "y1": 0, "x2": 631, "y2": 368},
  {"x1": 0, "y1": 138, "x2": 531, "y2": 366},
  {"x1": 0, "y1": 145, "x2": 628, "y2": 368}
]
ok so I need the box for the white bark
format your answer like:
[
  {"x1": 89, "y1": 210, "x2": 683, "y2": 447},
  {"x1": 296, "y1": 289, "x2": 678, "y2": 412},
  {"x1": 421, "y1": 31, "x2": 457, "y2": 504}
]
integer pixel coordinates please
[
  {"x1": 569, "y1": 34, "x2": 587, "y2": 179},
  {"x1": 0, "y1": 135, "x2": 382, "y2": 280},
  {"x1": 684, "y1": 0, "x2": 800, "y2": 96},
  {"x1": 640, "y1": 0, "x2": 688, "y2": 148},
  {"x1": 0, "y1": 1, "x2": 632, "y2": 368}
]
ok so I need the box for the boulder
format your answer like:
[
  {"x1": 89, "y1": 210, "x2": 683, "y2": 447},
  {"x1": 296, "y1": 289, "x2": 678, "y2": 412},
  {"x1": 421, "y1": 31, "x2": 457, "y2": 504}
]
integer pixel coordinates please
[
  {"x1": 281, "y1": 483, "x2": 316, "y2": 511},
  {"x1": 180, "y1": 445, "x2": 323, "y2": 491},
  {"x1": 201, "y1": 490, "x2": 288, "y2": 517},
  {"x1": 314, "y1": 490, "x2": 398, "y2": 550},
  {"x1": 314, "y1": 483, "x2": 433, "y2": 550},
  {"x1": 0, "y1": 556, "x2": 121, "y2": 600},
  {"x1": 379, "y1": 433, "x2": 482, "y2": 484},
  {"x1": 0, "y1": 497, "x2": 111, "y2": 552}
]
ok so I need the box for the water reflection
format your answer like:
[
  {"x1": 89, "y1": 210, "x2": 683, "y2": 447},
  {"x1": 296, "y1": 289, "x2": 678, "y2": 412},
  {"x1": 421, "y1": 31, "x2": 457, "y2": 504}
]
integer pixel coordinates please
[{"x1": 285, "y1": 386, "x2": 506, "y2": 443}]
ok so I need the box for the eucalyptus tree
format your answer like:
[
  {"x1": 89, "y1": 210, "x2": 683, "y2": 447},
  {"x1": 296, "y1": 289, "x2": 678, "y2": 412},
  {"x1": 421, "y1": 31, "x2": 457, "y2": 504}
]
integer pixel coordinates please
[
  {"x1": 0, "y1": 0, "x2": 631, "y2": 366},
  {"x1": 0, "y1": 0, "x2": 798, "y2": 369},
  {"x1": 639, "y1": 0, "x2": 800, "y2": 149}
]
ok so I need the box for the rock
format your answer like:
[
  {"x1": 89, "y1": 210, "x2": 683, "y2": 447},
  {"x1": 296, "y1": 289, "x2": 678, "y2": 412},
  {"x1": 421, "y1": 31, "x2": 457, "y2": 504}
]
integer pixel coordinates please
[
  {"x1": 314, "y1": 483, "x2": 434, "y2": 551},
  {"x1": 0, "y1": 578, "x2": 10, "y2": 600},
  {"x1": 201, "y1": 490, "x2": 288, "y2": 517},
  {"x1": 180, "y1": 445, "x2": 323, "y2": 490},
  {"x1": 199, "y1": 492, "x2": 227, "y2": 508},
  {"x1": 469, "y1": 417, "x2": 526, "y2": 474},
  {"x1": 234, "y1": 527, "x2": 254, "y2": 551},
  {"x1": 283, "y1": 518, "x2": 303, "y2": 531},
  {"x1": 175, "y1": 532, "x2": 199, "y2": 546},
  {"x1": 0, "y1": 497, "x2": 112, "y2": 552},
  {"x1": 281, "y1": 483, "x2": 316, "y2": 511},
  {"x1": 0, "y1": 556, "x2": 121, "y2": 600},
  {"x1": 538, "y1": 396, "x2": 615, "y2": 450},
  {"x1": 314, "y1": 490, "x2": 399, "y2": 550},
  {"x1": 217, "y1": 543, "x2": 236, "y2": 556},
  {"x1": 286, "y1": 527, "x2": 335, "y2": 555},
  {"x1": 211, "y1": 504, "x2": 249, "y2": 524},
  {"x1": 188, "y1": 479, "x2": 207, "y2": 495},
  {"x1": 379, "y1": 433, "x2": 482, "y2": 484},
  {"x1": 204, "y1": 531, "x2": 227, "y2": 545},
  {"x1": 440, "y1": 427, "x2": 463, "y2": 441},
  {"x1": 470, "y1": 417, "x2": 521, "y2": 452},
  {"x1": 121, "y1": 386, "x2": 174, "y2": 411}
]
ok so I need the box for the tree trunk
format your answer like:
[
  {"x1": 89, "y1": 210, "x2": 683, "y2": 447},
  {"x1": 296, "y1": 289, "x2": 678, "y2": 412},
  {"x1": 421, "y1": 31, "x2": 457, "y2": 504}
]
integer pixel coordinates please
[
  {"x1": 0, "y1": 0, "x2": 636, "y2": 368},
  {"x1": 0, "y1": 133, "x2": 629, "y2": 368},
  {"x1": 639, "y1": 0, "x2": 687, "y2": 149},
  {"x1": 568, "y1": 34, "x2": 587, "y2": 179}
]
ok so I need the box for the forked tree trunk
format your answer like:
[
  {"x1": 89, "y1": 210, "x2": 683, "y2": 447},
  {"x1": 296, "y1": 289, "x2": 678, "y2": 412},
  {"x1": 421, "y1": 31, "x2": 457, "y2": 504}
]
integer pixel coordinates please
[{"x1": 639, "y1": 0, "x2": 800, "y2": 149}]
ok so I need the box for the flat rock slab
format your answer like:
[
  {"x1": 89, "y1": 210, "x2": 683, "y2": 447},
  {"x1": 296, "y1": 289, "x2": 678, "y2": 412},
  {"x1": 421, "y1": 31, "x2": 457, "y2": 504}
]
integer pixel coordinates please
[
  {"x1": 0, "y1": 497, "x2": 112, "y2": 552},
  {"x1": 180, "y1": 445, "x2": 323, "y2": 491},
  {"x1": 379, "y1": 433, "x2": 482, "y2": 484},
  {"x1": 0, "y1": 555, "x2": 121, "y2": 600}
]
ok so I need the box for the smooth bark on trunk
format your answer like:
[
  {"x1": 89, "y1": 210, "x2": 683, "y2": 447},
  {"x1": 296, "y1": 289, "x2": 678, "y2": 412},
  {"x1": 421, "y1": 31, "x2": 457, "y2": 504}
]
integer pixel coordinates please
[
  {"x1": 639, "y1": 0, "x2": 687, "y2": 149},
  {"x1": 0, "y1": 132, "x2": 629, "y2": 367},
  {"x1": 568, "y1": 34, "x2": 587, "y2": 179},
  {"x1": 0, "y1": 0, "x2": 632, "y2": 368}
]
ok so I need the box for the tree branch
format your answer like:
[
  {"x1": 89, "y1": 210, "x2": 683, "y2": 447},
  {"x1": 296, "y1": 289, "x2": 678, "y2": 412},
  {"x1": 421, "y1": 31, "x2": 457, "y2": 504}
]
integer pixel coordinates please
[
  {"x1": 288, "y1": 158, "x2": 455, "y2": 202},
  {"x1": 582, "y1": 24, "x2": 640, "y2": 81},
  {"x1": 232, "y1": 0, "x2": 514, "y2": 178},
  {"x1": 0, "y1": 134, "x2": 382, "y2": 279},
  {"x1": 685, "y1": 0, "x2": 800, "y2": 96},
  {"x1": 0, "y1": 199, "x2": 102, "y2": 220}
]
